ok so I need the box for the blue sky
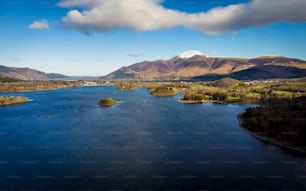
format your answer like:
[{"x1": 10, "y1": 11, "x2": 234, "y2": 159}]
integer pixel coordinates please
[{"x1": 1, "y1": 0, "x2": 306, "y2": 76}]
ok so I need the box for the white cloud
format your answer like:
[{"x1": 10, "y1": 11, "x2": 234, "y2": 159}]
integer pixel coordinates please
[
  {"x1": 29, "y1": 20, "x2": 50, "y2": 30},
  {"x1": 58, "y1": 0, "x2": 306, "y2": 35},
  {"x1": 128, "y1": 52, "x2": 142, "y2": 57}
]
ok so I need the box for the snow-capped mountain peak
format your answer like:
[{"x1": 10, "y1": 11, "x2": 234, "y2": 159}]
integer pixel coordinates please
[{"x1": 178, "y1": 50, "x2": 204, "y2": 59}]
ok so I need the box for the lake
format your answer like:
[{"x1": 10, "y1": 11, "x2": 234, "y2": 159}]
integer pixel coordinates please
[{"x1": 0, "y1": 86, "x2": 305, "y2": 190}]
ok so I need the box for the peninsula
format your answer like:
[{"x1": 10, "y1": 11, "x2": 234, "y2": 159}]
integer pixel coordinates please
[
  {"x1": 239, "y1": 96, "x2": 306, "y2": 153},
  {"x1": 0, "y1": 96, "x2": 29, "y2": 106}
]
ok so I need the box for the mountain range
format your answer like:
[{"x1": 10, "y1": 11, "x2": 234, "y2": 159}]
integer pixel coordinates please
[
  {"x1": 1, "y1": 51, "x2": 306, "y2": 82},
  {"x1": 102, "y1": 51, "x2": 306, "y2": 81},
  {"x1": 0, "y1": 65, "x2": 68, "y2": 82}
]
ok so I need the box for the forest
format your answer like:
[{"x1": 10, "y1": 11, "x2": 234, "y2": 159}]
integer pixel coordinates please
[{"x1": 239, "y1": 96, "x2": 306, "y2": 153}]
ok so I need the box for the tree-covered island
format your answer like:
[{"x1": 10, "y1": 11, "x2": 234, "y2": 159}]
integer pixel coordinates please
[
  {"x1": 149, "y1": 85, "x2": 178, "y2": 97},
  {"x1": 98, "y1": 97, "x2": 118, "y2": 107}
]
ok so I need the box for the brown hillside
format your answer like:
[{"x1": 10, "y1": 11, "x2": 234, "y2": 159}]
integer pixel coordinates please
[{"x1": 102, "y1": 55, "x2": 306, "y2": 80}]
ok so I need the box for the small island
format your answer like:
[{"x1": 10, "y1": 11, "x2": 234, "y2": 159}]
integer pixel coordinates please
[
  {"x1": 0, "y1": 96, "x2": 29, "y2": 106},
  {"x1": 239, "y1": 96, "x2": 306, "y2": 153},
  {"x1": 149, "y1": 85, "x2": 178, "y2": 97},
  {"x1": 98, "y1": 97, "x2": 118, "y2": 107}
]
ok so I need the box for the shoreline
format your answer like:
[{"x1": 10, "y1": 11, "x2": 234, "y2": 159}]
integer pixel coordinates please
[
  {"x1": 178, "y1": 99, "x2": 223, "y2": 104},
  {"x1": 178, "y1": 98, "x2": 255, "y2": 104},
  {"x1": 238, "y1": 114, "x2": 306, "y2": 154},
  {"x1": 150, "y1": 92, "x2": 178, "y2": 97},
  {"x1": 116, "y1": 87, "x2": 139, "y2": 91}
]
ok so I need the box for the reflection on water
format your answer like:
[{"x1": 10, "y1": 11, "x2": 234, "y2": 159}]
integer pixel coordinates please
[{"x1": 0, "y1": 86, "x2": 306, "y2": 190}]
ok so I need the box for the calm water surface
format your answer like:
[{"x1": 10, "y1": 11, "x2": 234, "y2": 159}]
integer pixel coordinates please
[{"x1": 0, "y1": 86, "x2": 306, "y2": 190}]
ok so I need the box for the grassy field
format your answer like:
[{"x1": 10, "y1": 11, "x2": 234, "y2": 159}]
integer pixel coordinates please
[{"x1": 145, "y1": 78, "x2": 306, "y2": 104}]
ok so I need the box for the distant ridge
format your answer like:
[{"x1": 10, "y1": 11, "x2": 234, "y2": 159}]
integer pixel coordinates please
[
  {"x1": 192, "y1": 65, "x2": 306, "y2": 81},
  {"x1": 101, "y1": 52, "x2": 306, "y2": 81},
  {"x1": 0, "y1": 65, "x2": 68, "y2": 81},
  {"x1": 0, "y1": 74, "x2": 20, "y2": 82}
]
